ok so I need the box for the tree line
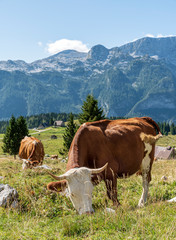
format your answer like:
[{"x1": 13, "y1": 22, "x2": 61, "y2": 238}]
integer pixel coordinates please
[
  {"x1": 2, "y1": 94, "x2": 176, "y2": 158},
  {"x1": 2, "y1": 94, "x2": 103, "y2": 157},
  {"x1": 157, "y1": 122, "x2": 176, "y2": 135},
  {"x1": 0, "y1": 112, "x2": 78, "y2": 133}
]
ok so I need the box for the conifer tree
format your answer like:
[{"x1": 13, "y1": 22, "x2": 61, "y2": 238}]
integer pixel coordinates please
[
  {"x1": 17, "y1": 116, "x2": 29, "y2": 141},
  {"x1": 170, "y1": 123, "x2": 176, "y2": 135},
  {"x1": 2, "y1": 115, "x2": 19, "y2": 158},
  {"x1": 49, "y1": 118, "x2": 54, "y2": 126},
  {"x1": 2, "y1": 115, "x2": 29, "y2": 158},
  {"x1": 78, "y1": 94, "x2": 104, "y2": 124},
  {"x1": 60, "y1": 113, "x2": 77, "y2": 155}
]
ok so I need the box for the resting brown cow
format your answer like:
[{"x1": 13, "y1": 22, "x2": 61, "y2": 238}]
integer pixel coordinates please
[
  {"x1": 19, "y1": 136, "x2": 45, "y2": 169},
  {"x1": 51, "y1": 154, "x2": 58, "y2": 159},
  {"x1": 47, "y1": 117, "x2": 162, "y2": 214}
]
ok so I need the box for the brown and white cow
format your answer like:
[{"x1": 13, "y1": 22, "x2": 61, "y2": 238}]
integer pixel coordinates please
[
  {"x1": 47, "y1": 117, "x2": 162, "y2": 214},
  {"x1": 51, "y1": 154, "x2": 58, "y2": 160},
  {"x1": 19, "y1": 136, "x2": 45, "y2": 169}
]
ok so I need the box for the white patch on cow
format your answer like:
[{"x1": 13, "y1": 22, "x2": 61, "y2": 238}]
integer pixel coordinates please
[
  {"x1": 141, "y1": 143, "x2": 152, "y2": 171},
  {"x1": 63, "y1": 168, "x2": 94, "y2": 214},
  {"x1": 22, "y1": 159, "x2": 30, "y2": 170},
  {"x1": 32, "y1": 140, "x2": 37, "y2": 145},
  {"x1": 138, "y1": 142, "x2": 152, "y2": 207}
]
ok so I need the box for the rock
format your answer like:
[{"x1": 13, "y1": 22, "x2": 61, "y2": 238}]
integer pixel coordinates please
[
  {"x1": 0, "y1": 184, "x2": 18, "y2": 208},
  {"x1": 161, "y1": 176, "x2": 168, "y2": 181},
  {"x1": 34, "y1": 164, "x2": 52, "y2": 170},
  {"x1": 51, "y1": 135, "x2": 57, "y2": 139},
  {"x1": 105, "y1": 207, "x2": 116, "y2": 213},
  {"x1": 167, "y1": 197, "x2": 176, "y2": 202},
  {"x1": 61, "y1": 159, "x2": 66, "y2": 163}
]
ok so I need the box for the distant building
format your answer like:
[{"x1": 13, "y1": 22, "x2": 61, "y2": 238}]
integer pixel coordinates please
[
  {"x1": 54, "y1": 121, "x2": 65, "y2": 127},
  {"x1": 155, "y1": 146, "x2": 175, "y2": 160}
]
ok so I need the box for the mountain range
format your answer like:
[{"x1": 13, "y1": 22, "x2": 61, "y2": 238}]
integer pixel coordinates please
[{"x1": 1, "y1": 36, "x2": 176, "y2": 122}]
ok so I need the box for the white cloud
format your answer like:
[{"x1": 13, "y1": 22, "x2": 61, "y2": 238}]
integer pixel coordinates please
[
  {"x1": 47, "y1": 39, "x2": 89, "y2": 55},
  {"x1": 37, "y1": 41, "x2": 43, "y2": 47}
]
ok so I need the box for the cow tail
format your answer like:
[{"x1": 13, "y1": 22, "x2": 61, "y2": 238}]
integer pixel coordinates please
[
  {"x1": 140, "y1": 132, "x2": 162, "y2": 144},
  {"x1": 141, "y1": 117, "x2": 162, "y2": 135}
]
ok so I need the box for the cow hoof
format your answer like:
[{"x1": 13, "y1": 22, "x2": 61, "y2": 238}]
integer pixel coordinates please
[
  {"x1": 138, "y1": 202, "x2": 145, "y2": 208},
  {"x1": 113, "y1": 201, "x2": 120, "y2": 207}
]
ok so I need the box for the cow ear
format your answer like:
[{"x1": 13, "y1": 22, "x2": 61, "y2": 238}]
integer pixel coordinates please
[{"x1": 47, "y1": 180, "x2": 67, "y2": 192}]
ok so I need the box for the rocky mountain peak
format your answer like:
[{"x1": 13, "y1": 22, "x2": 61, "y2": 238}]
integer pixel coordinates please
[{"x1": 87, "y1": 44, "x2": 109, "y2": 61}]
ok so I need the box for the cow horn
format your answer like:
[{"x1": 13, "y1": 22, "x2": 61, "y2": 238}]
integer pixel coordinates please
[
  {"x1": 47, "y1": 171, "x2": 68, "y2": 181},
  {"x1": 90, "y1": 162, "x2": 108, "y2": 174}
]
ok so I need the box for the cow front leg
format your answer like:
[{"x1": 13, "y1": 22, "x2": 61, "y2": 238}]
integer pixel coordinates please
[{"x1": 105, "y1": 179, "x2": 120, "y2": 206}]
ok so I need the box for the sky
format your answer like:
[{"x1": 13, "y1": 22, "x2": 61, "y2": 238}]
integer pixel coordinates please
[{"x1": 0, "y1": 0, "x2": 176, "y2": 63}]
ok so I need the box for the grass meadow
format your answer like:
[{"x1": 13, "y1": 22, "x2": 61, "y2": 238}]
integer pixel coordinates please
[{"x1": 0, "y1": 128, "x2": 176, "y2": 239}]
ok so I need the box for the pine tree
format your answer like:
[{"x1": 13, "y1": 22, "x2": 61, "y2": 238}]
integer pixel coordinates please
[
  {"x1": 2, "y1": 115, "x2": 19, "y2": 158},
  {"x1": 60, "y1": 113, "x2": 77, "y2": 155},
  {"x1": 17, "y1": 116, "x2": 29, "y2": 142},
  {"x1": 49, "y1": 118, "x2": 54, "y2": 126},
  {"x1": 78, "y1": 94, "x2": 104, "y2": 124},
  {"x1": 170, "y1": 123, "x2": 175, "y2": 135},
  {"x1": 2, "y1": 115, "x2": 29, "y2": 158}
]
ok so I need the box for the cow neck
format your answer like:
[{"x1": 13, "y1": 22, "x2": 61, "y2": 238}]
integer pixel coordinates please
[{"x1": 66, "y1": 161, "x2": 79, "y2": 171}]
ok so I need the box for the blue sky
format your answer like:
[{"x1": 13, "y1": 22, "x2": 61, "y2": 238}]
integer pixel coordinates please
[{"x1": 0, "y1": 0, "x2": 176, "y2": 63}]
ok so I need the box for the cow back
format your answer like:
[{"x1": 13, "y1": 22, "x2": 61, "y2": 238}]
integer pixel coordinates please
[
  {"x1": 19, "y1": 136, "x2": 45, "y2": 164},
  {"x1": 67, "y1": 117, "x2": 159, "y2": 178}
]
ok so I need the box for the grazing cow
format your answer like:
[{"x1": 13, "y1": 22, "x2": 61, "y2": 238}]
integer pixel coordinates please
[
  {"x1": 19, "y1": 136, "x2": 45, "y2": 169},
  {"x1": 51, "y1": 154, "x2": 58, "y2": 160},
  {"x1": 47, "y1": 117, "x2": 162, "y2": 214}
]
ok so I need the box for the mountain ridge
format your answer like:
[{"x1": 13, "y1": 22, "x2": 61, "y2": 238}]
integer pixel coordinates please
[{"x1": 1, "y1": 36, "x2": 176, "y2": 122}]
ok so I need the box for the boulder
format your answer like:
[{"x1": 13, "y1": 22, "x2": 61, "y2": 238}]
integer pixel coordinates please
[
  {"x1": 167, "y1": 197, "x2": 176, "y2": 202},
  {"x1": 0, "y1": 184, "x2": 18, "y2": 208}
]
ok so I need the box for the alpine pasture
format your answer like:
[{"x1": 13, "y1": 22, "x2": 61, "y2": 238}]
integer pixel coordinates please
[{"x1": 0, "y1": 128, "x2": 176, "y2": 239}]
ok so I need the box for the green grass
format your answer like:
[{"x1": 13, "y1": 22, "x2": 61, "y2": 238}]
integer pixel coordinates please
[
  {"x1": 157, "y1": 133, "x2": 176, "y2": 147},
  {"x1": 0, "y1": 127, "x2": 65, "y2": 156},
  {"x1": 29, "y1": 127, "x2": 65, "y2": 156},
  {"x1": 0, "y1": 131, "x2": 176, "y2": 239}
]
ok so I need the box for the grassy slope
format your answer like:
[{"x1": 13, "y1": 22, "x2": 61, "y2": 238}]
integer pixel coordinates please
[{"x1": 0, "y1": 129, "x2": 176, "y2": 239}]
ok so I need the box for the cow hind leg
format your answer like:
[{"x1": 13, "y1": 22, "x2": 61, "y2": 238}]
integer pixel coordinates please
[
  {"x1": 138, "y1": 142, "x2": 152, "y2": 207},
  {"x1": 105, "y1": 179, "x2": 120, "y2": 206}
]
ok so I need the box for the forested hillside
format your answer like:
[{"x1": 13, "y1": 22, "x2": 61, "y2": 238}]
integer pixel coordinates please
[{"x1": 1, "y1": 37, "x2": 176, "y2": 122}]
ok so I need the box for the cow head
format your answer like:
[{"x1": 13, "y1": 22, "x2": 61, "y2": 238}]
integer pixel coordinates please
[
  {"x1": 47, "y1": 163, "x2": 108, "y2": 215},
  {"x1": 22, "y1": 159, "x2": 40, "y2": 170}
]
